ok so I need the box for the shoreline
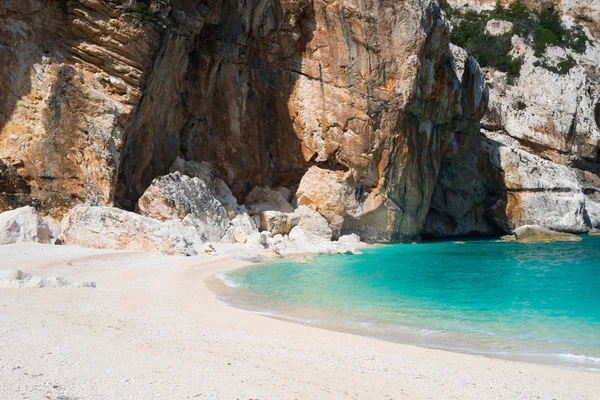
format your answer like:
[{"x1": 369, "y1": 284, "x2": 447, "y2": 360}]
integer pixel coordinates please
[
  {"x1": 210, "y1": 240, "x2": 600, "y2": 372},
  {"x1": 1, "y1": 243, "x2": 599, "y2": 399}
]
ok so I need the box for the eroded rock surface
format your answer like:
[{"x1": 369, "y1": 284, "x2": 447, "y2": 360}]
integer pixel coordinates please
[{"x1": 137, "y1": 172, "x2": 230, "y2": 241}]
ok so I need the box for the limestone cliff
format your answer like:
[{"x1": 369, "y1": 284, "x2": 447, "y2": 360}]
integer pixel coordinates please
[
  {"x1": 1, "y1": 0, "x2": 598, "y2": 242},
  {"x1": 424, "y1": 0, "x2": 600, "y2": 236}
]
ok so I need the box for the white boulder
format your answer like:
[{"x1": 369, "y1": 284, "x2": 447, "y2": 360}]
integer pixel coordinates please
[
  {"x1": 0, "y1": 206, "x2": 54, "y2": 245},
  {"x1": 60, "y1": 206, "x2": 197, "y2": 256},
  {"x1": 259, "y1": 211, "x2": 299, "y2": 236},
  {"x1": 220, "y1": 213, "x2": 259, "y2": 244},
  {"x1": 485, "y1": 19, "x2": 513, "y2": 36},
  {"x1": 245, "y1": 186, "x2": 294, "y2": 214},
  {"x1": 292, "y1": 205, "x2": 333, "y2": 241}
]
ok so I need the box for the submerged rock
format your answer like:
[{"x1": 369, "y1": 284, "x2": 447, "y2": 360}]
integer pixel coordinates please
[
  {"x1": 60, "y1": 206, "x2": 197, "y2": 256},
  {"x1": 0, "y1": 207, "x2": 55, "y2": 245},
  {"x1": 503, "y1": 225, "x2": 582, "y2": 243}
]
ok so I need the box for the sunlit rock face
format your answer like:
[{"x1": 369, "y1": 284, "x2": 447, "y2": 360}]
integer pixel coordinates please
[
  {"x1": 7, "y1": 0, "x2": 598, "y2": 242},
  {"x1": 1, "y1": 0, "x2": 488, "y2": 241},
  {"x1": 0, "y1": 0, "x2": 154, "y2": 216},
  {"x1": 423, "y1": 0, "x2": 600, "y2": 236}
]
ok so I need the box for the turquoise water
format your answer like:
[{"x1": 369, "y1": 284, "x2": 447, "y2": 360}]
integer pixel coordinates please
[{"x1": 222, "y1": 236, "x2": 600, "y2": 369}]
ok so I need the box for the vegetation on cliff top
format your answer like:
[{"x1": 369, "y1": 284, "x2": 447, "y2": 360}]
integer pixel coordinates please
[
  {"x1": 136, "y1": 1, "x2": 158, "y2": 24},
  {"x1": 442, "y1": 0, "x2": 589, "y2": 83}
]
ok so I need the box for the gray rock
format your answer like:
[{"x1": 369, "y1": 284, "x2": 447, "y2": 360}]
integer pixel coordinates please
[
  {"x1": 0, "y1": 269, "x2": 96, "y2": 289},
  {"x1": 137, "y1": 172, "x2": 230, "y2": 242},
  {"x1": 220, "y1": 213, "x2": 259, "y2": 244}
]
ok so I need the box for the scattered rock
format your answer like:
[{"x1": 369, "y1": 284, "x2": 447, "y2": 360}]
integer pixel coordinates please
[
  {"x1": 60, "y1": 206, "x2": 197, "y2": 256},
  {"x1": 272, "y1": 227, "x2": 332, "y2": 256},
  {"x1": 0, "y1": 206, "x2": 54, "y2": 245},
  {"x1": 0, "y1": 269, "x2": 95, "y2": 289},
  {"x1": 245, "y1": 231, "x2": 269, "y2": 249},
  {"x1": 502, "y1": 225, "x2": 582, "y2": 243},
  {"x1": 196, "y1": 243, "x2": 218, "y2": 255}
]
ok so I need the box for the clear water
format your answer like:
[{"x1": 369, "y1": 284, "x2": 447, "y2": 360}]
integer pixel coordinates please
[{"x1": 221, "y1": 236, "x2": 600, "y2": 369}]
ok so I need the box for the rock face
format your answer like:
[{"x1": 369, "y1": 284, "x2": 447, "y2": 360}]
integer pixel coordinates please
[
  {"x1": 424, "y1": 1, "x2": 600, "y2": 237},
  {"x1": 501, "y1": 225, "x2": 582, "y2": 243},
  {"x1": 0, "y1": 0, "x2": 154, "y2": 216},
  {"x1": 60, "y1": 206, "x2": 196, "y2": 256},
  {"x1": 1, "y1": 0, "x2": 598, "y2": 242},
  {"x1": 0, "y1": 207, "x2": 55, "y2": 245}
]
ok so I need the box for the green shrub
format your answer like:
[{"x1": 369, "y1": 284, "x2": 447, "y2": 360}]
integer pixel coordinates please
[
  {"x1": 515, "y1": 100, "x2": 527, "y2": 111},
  {"x1": 445, "y1": 0, "x2": 587, "y2": 79},
  {"x1": 136, "y1": 2, "x2": 158, "y2": 24},
  {"x1": 534, "y1": 55, "x2": 577, "y2": 75},
  {"x1": 533, "y1": 28, "x2": 558, "y2": 57}
]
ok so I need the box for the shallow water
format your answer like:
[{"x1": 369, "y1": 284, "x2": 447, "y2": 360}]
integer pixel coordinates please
[{"x1": 220, "y1": 236, "x2": 600, "y2": 369}]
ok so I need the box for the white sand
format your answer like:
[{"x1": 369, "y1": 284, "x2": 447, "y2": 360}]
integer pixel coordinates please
[{"x1": 0, "y1": 243, "x2": 598, "y2": 400}]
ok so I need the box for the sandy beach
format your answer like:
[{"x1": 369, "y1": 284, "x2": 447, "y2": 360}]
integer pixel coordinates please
[{"x1": 1, "y1": 243, "x2": 599, "y2": 400}]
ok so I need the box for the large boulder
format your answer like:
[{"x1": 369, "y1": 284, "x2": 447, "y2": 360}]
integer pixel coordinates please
[
  {"x1": 245, "y1": 187, "x2": 294, "y2": 214},
  {"x1": 137, "y1": 172, "x2": 230, "y2": 242},
  {"x1": 220, "y1": 213, "x2": 259, "y2": 245},
  {"x1": 292, "y1": 205, "x2": 333, "y2": 241},
  {"x1": 0, "y1": 206, "x2": 54, "y2": 245},
  {"x1": 502, "y1": 225, "x2": 582, "y2": 243},
  {"x1": 589, "y1": 228, "x2": 600, "y2": 236},
  {"x1": 60, "y1": 206, "x2": 197, "y2": 256},
  {"x1": 259, "y1": 211, "x2": 299, "y2": 236},
  {"x1": 270, "y1": 227, "x2": 332, "y2": 256},
  {"x1": 295, "y1": 167, "x2": 359, "y2": 239},
  {"x1": 169, "y1": 158, "x2": 239, "y2": 210}
]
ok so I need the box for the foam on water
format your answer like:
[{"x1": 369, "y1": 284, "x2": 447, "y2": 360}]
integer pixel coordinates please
[
  {"x1": 223, "y1": 236, "x2": 600, "y2": 369},
  {"x1": 216, "y1": 273, "x2": 240, "y2": 288}
]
